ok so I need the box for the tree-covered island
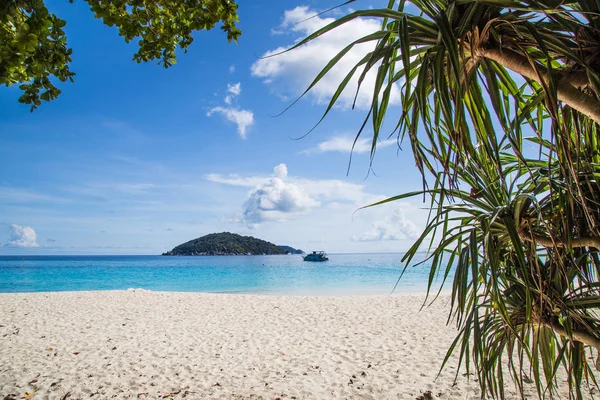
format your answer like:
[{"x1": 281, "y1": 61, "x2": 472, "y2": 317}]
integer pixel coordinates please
[{"x1": 162, "y1": 232, "x2": 302, "y2": 256}]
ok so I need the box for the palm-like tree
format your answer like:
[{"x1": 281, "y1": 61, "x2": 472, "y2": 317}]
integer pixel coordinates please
[{"x1": 293, "y1": 0, "x2": 600, "y2": 398}]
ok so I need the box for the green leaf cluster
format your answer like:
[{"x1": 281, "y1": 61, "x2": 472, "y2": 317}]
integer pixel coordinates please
[
  {"x1": 1, "y1": 0, "x2": 240, "y2": 110},
  {"x1": 85, "y1": 0, "x2": 240, "y2": 68},
  {"x1": 296, "y1": 0, "x2": 600, "y2": 398},
  {"x1": 1, "y1": 0, "x2": 74, "y2": 110}
]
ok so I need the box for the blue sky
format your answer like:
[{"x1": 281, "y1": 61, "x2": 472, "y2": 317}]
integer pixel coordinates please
[{"x1": 0, "y1": 0, "x2": 430, "y2": 254}]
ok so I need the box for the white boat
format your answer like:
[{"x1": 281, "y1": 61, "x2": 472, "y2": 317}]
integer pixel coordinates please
[{"x1": 303, "y1": 251, "x2": 329, "y2": 262}]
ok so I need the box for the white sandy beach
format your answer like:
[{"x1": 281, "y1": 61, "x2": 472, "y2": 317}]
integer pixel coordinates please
[{"x1": 0, "y1": 291, "x2": 593, "y2": 399}]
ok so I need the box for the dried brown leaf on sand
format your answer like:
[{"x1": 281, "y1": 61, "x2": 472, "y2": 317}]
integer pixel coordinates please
[{"x1": 416, "y1": 391, "x2": 433, "y2": 400}]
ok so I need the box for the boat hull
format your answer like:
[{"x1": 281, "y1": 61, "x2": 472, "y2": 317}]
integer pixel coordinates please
[{"x1": 303, "y1": 255, "x2": 329, "y2": 262}]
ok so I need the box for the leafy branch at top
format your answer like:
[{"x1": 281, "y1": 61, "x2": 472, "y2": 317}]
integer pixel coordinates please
[{"x1": 0, "y1": 0, "x2": 241, "y2": 111}]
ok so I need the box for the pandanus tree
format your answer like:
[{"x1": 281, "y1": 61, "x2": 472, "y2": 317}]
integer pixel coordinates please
[{"x1": 292, "y1": 0, "x2": 600, "y2": 398}]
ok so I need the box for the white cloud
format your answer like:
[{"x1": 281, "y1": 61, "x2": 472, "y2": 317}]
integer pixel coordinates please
[
  {"x1": 208, "y1": 82, "x2": 253, "y2": 138},
  {"x1": 229, "y1": 65, "x2": 235, "y2": 73},
  {"x1": 297, "y1": 178, "x2": 369, "y2": 204},
  {"x1": 242, "y1": 164, "x2": 320, "y2": 226},
  {"x1": 205, "y1": 169, "x2": 369, "y2": 204},
  {"x1": 227, "y1": 82, "x2": 241, "y2": 96},
  {"x1": 353, "y1": 208, "x2": 420, "y2": 242},
  {"x1": 274, "y1": 163, "x2": 288, "y2": 178},
  {"x1": 6, "y1": 224, "x2": 40, "y2": 248},
  {"x1": 224, "y1": 82, "x2": 242, "y2": 104},
  {"x1": 206, "y1": 164, "x2": 384, "y2": 227},
  {"x1": 205, "y1": 173, "x2": 269, "y2": 187},
  {"x1": 302, "y1": 134, "x2": 398, "y2": 154},
  {"x1": 207, "y1": 107, "x2": 254, "y2": 139},
  {"x1": 251, "y1": 6, "x2": 401, "y2": 109}
]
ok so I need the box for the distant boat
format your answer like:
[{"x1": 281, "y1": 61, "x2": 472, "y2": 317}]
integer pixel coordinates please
[{"x1": 303, "y1": 251, "x2": 329, "y2": 262}]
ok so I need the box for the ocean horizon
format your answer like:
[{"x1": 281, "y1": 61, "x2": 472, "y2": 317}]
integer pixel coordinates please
[{"x1": 0, "y1": 253, "x2": 454, "y2": 295}]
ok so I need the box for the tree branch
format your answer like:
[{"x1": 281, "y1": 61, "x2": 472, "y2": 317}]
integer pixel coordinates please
[
  {"x1": 481, "y1": 47, "x2": 600, "y2": 125},
  {"x1": 518, "y1": 229, "x2": 600, "y2": 249},
  {"x1": 544, "y1": 322, "x2": 600, "y2": 371}
]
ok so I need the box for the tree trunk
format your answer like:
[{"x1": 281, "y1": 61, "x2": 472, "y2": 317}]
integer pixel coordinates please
[
  {"x1": 518, "y1": 230, "x2": 600, "y2": 249},
  {"x1": 481, "y1": 47, "x2": 600, "y2": 125},
  {"x1": 545, "y1": 322, "x2": 600, "y2": 371}
]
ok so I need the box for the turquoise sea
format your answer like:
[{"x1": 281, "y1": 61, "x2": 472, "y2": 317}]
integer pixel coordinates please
[{"x1": 0, "y1": 253, "x2": 453, "y2": 295}]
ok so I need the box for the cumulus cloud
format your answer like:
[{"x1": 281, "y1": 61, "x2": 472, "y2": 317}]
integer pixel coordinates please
[
  {"x1": 227, "y1": 82, "x2": 241, "y2": 96},
  {"x1": 274, "y1": 163, "x2": 288, "y2": 178},
  {"x1": 251, "y1": 6, "x2": 401, "y2": 109},
  {"x1": 208, "y1": 82, "x2": 254, "y2": 138},
  {"x1": 207, "y1": 107, "x2": 254, "y2": 139},
  {"x1": 6, "y1": 224, "x2": 40, "y2": 248},
  {"x1": 206, "y1": 164, "x2": 387, "y2": 229},
  {"x1": 353, "y1": 208, "x2": 420, "y2": 242},
  {"x1": 206, "y1": 169, "x2": 368, "y2": 204},
  {"x1": 242, "y1": 164, "x2": 320, "y2": 226},
  {"x1": 225, "y1": 82, "x2": 242, "y2": 104},
  {"x1": 302, "y1": 134, "x2": 397, "y2": 154}
]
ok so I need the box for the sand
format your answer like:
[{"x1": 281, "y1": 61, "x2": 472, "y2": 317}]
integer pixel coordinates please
[{"x1": 0, "y1": 291, "x2": 595, "y2": 399}]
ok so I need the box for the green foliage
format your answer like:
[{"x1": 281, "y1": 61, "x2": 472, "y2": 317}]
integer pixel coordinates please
[
  {"x1": 163, "y1": 232, "x2": 287, "y2": 256},
  {"x1": 296, "y1": 0, "x2": 600, "y2": 398},
  {"x1": 84, "y1": 0, "x2": 240, "y2": 67},
  {"x1": 0, "y1": 0, "x2": 240, "y2": 111},
  {"x1": 1, "y1": 0, "x2": 74, "y2": 110}
]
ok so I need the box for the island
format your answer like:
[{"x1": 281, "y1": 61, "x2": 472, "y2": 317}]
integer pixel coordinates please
[
  {"x1": 278, "y1": 245, "x2": 304, "y2": 254},
  {"x1": 162, "y1": 232, "x2": 302, "y2": 256}
]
